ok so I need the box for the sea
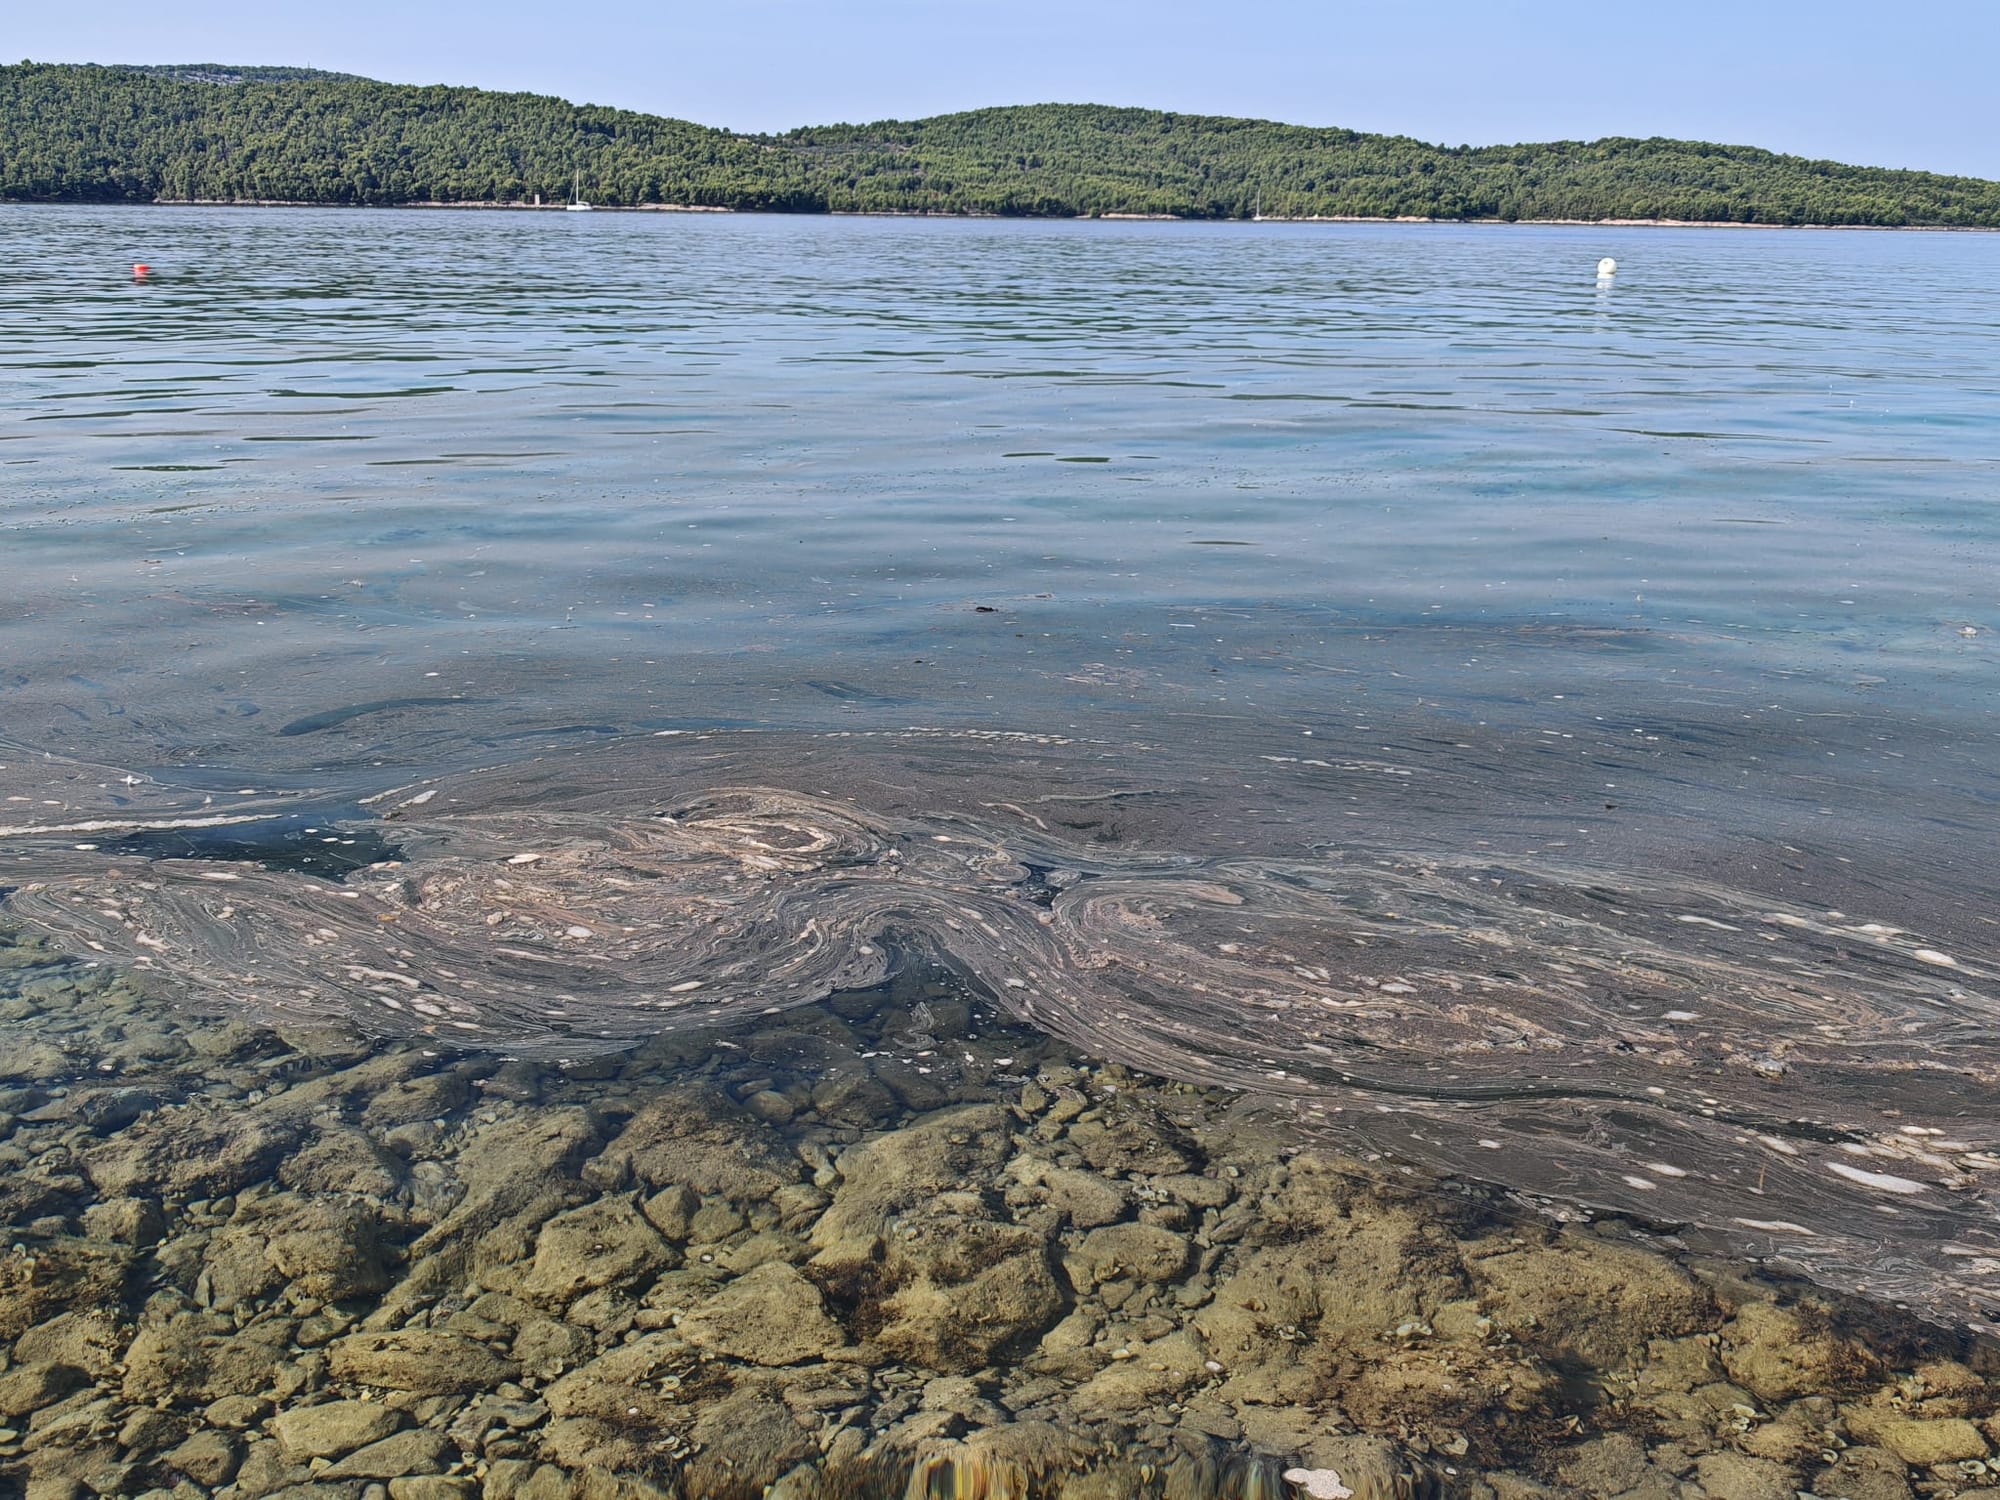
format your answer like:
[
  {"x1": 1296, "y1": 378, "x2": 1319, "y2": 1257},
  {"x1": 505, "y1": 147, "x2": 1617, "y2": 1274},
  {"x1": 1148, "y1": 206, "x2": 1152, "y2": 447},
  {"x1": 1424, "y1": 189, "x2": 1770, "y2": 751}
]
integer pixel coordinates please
[{"x1": 4, "y1": 205, "x2": 1999, "y2": 1331}]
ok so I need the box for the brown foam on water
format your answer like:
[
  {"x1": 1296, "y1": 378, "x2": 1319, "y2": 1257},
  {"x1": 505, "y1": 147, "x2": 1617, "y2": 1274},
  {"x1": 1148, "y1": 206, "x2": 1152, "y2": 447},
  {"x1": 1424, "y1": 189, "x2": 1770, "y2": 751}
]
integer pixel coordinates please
[{"x1": 6, "y1": 728, "x2": 2000, "y2": 1332}]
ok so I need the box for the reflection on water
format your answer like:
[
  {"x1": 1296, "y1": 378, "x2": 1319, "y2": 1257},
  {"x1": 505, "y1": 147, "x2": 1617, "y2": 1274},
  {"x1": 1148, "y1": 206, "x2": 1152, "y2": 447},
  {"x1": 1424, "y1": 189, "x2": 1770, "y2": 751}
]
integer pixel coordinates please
[
  {"x1": 3, "y1": 210, "x2": 2000, "y2": 1353},
  {"x1": 5, "y1": 209, "x2": 1998, "y2": 799}
]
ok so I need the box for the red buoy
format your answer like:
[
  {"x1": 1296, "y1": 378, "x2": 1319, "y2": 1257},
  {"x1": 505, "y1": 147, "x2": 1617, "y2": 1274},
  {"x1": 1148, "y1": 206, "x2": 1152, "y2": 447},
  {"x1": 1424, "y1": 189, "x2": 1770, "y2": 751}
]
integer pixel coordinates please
[{"x1": 133, "y1": 263, "x2": 151, "y2": 279}]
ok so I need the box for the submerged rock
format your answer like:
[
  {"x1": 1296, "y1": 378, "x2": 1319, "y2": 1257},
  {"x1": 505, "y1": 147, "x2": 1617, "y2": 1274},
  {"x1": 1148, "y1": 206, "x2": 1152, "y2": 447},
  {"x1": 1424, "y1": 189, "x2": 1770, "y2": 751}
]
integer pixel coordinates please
[
  {"x1": 1720, "y1": 1299, "x2": 1883, "y2": 1401},
  {"x1": 389, "y1": 1479, "x2": 481, "y2": 1500},
  {"x1": 376, "y1": 1105, "x2": 605, "y2": 1324},
  {"x1": 810, "y1": 1104, "x2": 1014, "y2": 1260},
  {"x1": 1063, "y1": 1222, "x2": 1191, "y2": 1289},
  {"x1": 121, "y1": 1313, "x2": 294, "y2": 1404},
  {"x1": 13, "y1": 1311, "x2": 124, "y2": 1382},
  {"x1": 1019, "y1": 1163, "x2": 1128, "y2": 1227},
  {"x1": 161, "y1": 1427, "x2": 241, "y2": 1486},
  {"x1": 0, "y1": 1241, "x2": 132, "y2": 1343},
  {"x1": 1064, "y1": 1096, "x2": 1202, "y2": 1176},
  {"x1": 1808, "y1": 1445, "x2": 1919, "y2": 1500},
  {"x1": 279, "y1": 1125, "x2": 407, "y2": 1197},
  {"x1": 1067, "y1": 1328, "x2": 1211, "y2": 1421},
  {"x1": 521, "y1": 1198, "x2": 676, "y2": 1306},
  {"x1": 78, "y1": 1196, "x2": 165, "y2": 1247},
  {"x1": 544, "y1": 1329, "x2": 699, "y2": 1430},
  {"x1": 594, "y1": 1086, "x2": 800, "y2": 1200},
  {"x1": 678, "y1": 1262, "x2": 845, "y2": 1365},
  {"x1": 328, "y1": 1331, "x2": 520, "y2": 1395},
  {"x1": 791, "y1": 1103, "x2": 1065, "y2": 1372},
  {"x1": 0, "y1": 1362, "x2": 87, "y2": 1419},
  {"x1": 1859, "y1": 1413, "x2": 1989, "y2": 1466},
  {"x1": 1691, "y1": 1450, "x2": 1800, "y2": 1500},
  {"x1": 205, "y1": 1195, "x2": 395, "y2": 1307},
  {"x1": 271, "y1": 1400, "x2": 408, "y2": 1461},
  {"x1": 318, "y1": 1426, "x2": 454, "y2": 1479},
  {"x1": 1473, "y1": 1234, "x2": 1712, "y2": 1369},
  {"x1": 0, "y1": 944, "x2": 1989, "y2": 1500},
  {"x1": 82, "y1": 1107, "x2": 300, "y2": 1201},
  {"x1": 868, "y1": 1220, "x2": 1063, "y2": 1374},
  {"x1": 680, "y1": 1390, "x2": 816, "y2": 1498}
]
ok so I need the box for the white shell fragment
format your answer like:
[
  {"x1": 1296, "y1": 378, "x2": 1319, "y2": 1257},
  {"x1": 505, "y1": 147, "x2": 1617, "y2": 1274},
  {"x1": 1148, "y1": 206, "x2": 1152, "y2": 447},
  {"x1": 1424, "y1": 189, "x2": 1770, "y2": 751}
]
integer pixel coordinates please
[
  {"x1": 1826, "y1": 1161, "x2": 1929, "y2": 1195},
  {"x1": 1284, "y1": 1470, "x2": 1355, "y2": 1500}
]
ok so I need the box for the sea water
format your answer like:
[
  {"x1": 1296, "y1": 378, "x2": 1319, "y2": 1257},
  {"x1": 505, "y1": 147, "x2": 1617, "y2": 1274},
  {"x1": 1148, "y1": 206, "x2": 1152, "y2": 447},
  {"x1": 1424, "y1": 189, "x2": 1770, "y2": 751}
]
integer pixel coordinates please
[{"x1": 4, "y1": 207, "x2": 2000, "y2": 1332}]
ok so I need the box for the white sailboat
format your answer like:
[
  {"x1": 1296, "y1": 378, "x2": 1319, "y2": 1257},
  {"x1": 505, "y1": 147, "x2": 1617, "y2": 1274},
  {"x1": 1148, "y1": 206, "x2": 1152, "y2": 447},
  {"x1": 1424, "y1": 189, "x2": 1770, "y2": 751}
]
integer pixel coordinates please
[{"x1": 566, "y1": 168, "x2": 593, "y2": 212}]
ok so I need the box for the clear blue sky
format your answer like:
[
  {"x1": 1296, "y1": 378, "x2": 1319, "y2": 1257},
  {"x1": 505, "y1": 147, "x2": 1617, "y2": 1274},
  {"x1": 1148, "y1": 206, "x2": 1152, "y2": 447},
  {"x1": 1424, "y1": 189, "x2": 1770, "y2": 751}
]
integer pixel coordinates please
[{"x1": 16, "y1": 0, "x2": 1999, "y2": 178}]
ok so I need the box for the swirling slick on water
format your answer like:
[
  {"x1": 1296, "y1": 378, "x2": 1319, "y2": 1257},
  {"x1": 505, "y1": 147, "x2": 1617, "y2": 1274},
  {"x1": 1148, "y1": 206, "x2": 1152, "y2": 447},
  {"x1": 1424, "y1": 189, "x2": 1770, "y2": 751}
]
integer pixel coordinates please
[{"x1": 5, "y1": 728, "x2": 2000, "y2": 1333}]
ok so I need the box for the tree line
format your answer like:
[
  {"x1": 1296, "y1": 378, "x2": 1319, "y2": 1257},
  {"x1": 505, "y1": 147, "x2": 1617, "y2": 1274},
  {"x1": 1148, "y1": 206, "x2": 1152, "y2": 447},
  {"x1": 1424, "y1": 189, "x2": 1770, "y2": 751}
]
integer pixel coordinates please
[{"x1": 4, "y1": 63, "x2": 1997, "y2": 227}]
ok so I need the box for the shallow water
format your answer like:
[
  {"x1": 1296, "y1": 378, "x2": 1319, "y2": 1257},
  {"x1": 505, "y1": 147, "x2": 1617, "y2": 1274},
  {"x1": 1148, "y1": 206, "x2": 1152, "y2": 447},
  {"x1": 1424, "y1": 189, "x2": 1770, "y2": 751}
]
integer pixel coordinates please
[
  {"x1": 4, "y1": 208, "x2": 2000, "y2": 1331},
  {"x1": 0, "y1": 927, "x2": 1981, "y2": 1500}
]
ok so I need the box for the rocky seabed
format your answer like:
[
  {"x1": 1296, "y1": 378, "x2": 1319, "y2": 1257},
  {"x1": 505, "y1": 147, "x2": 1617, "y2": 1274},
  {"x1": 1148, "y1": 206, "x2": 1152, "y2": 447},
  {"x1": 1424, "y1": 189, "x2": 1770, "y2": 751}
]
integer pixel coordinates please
[{"x1": 0, "y1": 929, "x2": 1997, "y2": 1500}]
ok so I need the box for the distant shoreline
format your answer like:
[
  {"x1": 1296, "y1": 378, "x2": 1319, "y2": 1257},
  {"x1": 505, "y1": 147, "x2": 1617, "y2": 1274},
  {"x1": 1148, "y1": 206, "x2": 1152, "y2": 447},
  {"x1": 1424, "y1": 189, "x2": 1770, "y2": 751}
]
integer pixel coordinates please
[
  {"x1": 36, "y1": 199, "x2": 1996, "y2": 231},
  {"x1": 16, "y1": 66, "x2": 1998, "y2": 231}
]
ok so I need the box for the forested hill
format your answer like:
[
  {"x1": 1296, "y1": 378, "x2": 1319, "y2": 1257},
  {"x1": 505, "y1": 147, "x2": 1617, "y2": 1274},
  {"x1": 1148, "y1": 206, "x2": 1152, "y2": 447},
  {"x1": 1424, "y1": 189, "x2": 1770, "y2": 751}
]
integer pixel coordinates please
[
  {"x1": 121, "y1": 64, "x2": 370, "y2": 85},
  {"x1": 5, "y1": 62, "x2": 1998, "y2": 226}
]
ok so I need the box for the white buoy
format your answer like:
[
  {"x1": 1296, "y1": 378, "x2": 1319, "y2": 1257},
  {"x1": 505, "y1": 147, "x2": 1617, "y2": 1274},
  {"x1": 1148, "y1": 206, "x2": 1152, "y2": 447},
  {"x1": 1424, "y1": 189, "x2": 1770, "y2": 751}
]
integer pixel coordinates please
[{"x1": 1597, "y1": 256, "x2": 1618, "y2": 278}]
